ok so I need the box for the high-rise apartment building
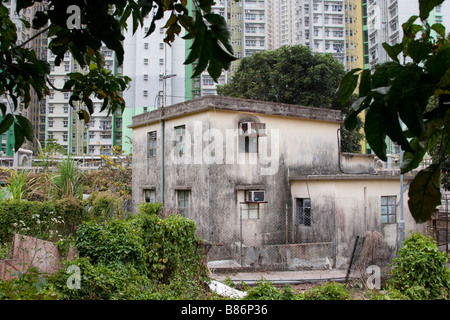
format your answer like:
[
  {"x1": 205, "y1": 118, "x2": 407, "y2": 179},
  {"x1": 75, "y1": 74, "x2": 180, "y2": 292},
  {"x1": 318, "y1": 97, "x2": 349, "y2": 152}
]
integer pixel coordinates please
[
  {"x1": 344, "y1": 0, "x2": 364, "y2": 71},
  {"x1": 185, "y1": 0, "x2": 268, "y2": 99},
  {"x1": 365, "y1": 0, "x2": 450, "y2": 71},
  {"x1": 46, "y1": 48, "x2": 123, "y2": 156},
  {"x1": 121, "y1": 13, "x2": 187, "y2": 155},
  {"x1": 1, "y1": 0, "x2": 48, "y2": 156},
  {"x1": 294, "y1": 0, "x2": 346, "y2": 65},
  {"x1": 267, "y1": 0, "x2": 364, "y2": 71},
  {"x1": 267, "y1": 0, "x2": 297, "y2": 49}
]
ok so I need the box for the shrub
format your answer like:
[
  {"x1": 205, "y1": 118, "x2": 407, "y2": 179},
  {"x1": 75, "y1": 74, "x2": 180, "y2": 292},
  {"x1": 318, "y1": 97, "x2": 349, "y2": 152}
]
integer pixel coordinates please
[
  {"x1": 84, "y1": 191, "x2": 128, "y2": 223},
  {"x1": 135, "y1": 213, "x2": 208, "y2": 283},
  {"x1": 75, "y1": 219, "x2": 147, "y2": 274},
  {"x1": 0, "y1": 198, "x2": 86, "y2": 243},
  {"x1": 388, "y1": 232, "x2": 450, "y2": 300},
  {"x1": 47, "y1": 258, "x2": 158, "y2": 300},
  {"x1": 137, "y1": 202, "x2": 163, "y2": 216},
  {"x1": 0, "y1": 267, "x2": 56, "y2": 300},
  {"x1": 364, "y1": 288, "x2": 408, "y2": 300},
  {"x1": 301, "y1": 282, "x2": 350, "y2": 300},
  {"x1": 73, "y1": 212, "x2": 208, "y2": 295},
  {"x1": 244, "y1": 280, "x2": 282, "y2": 300}
]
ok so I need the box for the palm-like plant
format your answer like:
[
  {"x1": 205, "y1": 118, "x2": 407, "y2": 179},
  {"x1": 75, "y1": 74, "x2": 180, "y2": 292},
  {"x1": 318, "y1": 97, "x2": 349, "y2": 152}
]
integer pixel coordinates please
[
  {"x1": 50, "y1": 156, "x2": 84, "y2": 200},
  {"x1": 6, "y1": 170, "x2": 29, "y2": 201}
]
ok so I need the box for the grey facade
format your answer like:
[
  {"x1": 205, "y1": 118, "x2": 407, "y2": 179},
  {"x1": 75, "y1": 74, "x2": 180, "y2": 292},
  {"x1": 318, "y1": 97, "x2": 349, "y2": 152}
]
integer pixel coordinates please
[{"x1": 130, "y1": 96, "x2": 426, "y2": 271}]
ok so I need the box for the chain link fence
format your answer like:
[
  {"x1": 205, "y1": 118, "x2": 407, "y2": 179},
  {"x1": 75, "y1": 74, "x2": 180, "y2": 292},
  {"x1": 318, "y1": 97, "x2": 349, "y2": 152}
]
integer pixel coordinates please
[{"x1": 160, "y1": 205, "x2": 338, "y2": 272}]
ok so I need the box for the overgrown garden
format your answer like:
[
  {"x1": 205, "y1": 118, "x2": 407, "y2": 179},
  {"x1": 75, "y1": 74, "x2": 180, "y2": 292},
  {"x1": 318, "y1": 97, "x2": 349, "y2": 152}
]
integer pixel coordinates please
[{"x1": 0, "y1": 157, "x2": 449, "y2": 300}]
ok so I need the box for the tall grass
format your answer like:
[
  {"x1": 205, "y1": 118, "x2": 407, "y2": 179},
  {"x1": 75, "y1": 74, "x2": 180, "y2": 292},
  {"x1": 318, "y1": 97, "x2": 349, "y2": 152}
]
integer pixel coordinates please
[
  {"x1": 7, "y1": 170, "x2": 29, "y2": 201},
  {"x1": 51, "y1": 156, "x2": 84, "y2": 200}
]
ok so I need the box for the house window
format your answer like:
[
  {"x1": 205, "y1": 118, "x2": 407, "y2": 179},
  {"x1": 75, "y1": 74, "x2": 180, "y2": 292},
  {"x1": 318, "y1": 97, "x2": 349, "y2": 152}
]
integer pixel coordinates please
[
  {"x1": 177, "y1": 190, "x2": 190, "y2": 217},
  {"x1": 144, "y1": 189, "x2": 156, "y2": 203},
  {"x1": 174, "y1": 125, "x2": 186, "y2": 157},
  {"x1": 238, "y1": 121, "x2": 266, "y2": 153},
  {"x1": 147, "y1": 131, "x2": 157, "y2": 157},
  {"x1": 381, "y1": 196, "x2": 396, "y2": 224},
  {"x1": 238, "y1": 190, "x2": 261, "y2": 220},
  {"x1": 295, "y1": 198, "x2": 311, "y2": 226},
  {"x1": 241, "y1": 203, "x2": 259, "y2": 219}
]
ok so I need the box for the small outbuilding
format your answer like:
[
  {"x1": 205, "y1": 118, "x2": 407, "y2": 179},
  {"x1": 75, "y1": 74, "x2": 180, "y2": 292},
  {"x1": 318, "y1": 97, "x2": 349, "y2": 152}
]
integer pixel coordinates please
[{"x1": 130, "y1": 95, "x2": 426, "y2": 271}]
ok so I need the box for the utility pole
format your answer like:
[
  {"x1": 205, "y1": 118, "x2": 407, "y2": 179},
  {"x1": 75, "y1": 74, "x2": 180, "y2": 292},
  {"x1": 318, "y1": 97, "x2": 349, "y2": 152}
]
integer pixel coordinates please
[
  {"x1": 158, "y1": 73, "x2": 176, "y2": 205},
  {"x1": 399, "y1": 146, "x2": 405, "y2": 249}
]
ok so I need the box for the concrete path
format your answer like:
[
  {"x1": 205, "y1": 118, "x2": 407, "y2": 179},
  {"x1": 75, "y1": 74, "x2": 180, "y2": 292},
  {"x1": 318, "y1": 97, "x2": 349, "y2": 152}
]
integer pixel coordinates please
[{"x1": 210, "y1": 269, "x2": 350, "y2": 285}]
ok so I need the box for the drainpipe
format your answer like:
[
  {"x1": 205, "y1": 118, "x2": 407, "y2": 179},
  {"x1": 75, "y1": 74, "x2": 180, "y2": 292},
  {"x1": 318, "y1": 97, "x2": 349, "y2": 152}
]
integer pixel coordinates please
[
  {"x1": 160, "y1": 119, "x2": 165, "y2": 204},
  {"x1": 398, "y1": 146, "x2": 405, "y2": 249}
]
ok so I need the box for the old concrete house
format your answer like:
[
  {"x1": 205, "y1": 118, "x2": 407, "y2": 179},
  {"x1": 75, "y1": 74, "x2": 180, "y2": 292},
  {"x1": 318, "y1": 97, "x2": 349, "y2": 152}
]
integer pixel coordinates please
[{"x1": 130, "y1": 95, "x2": 426, "y2": 271}]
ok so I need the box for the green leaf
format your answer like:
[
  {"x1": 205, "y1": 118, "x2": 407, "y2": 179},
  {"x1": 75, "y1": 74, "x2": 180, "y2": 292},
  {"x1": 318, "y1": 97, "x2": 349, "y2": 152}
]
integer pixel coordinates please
[
  {"x1": 408, "y1": 164, "x2": 441, "y2": 223},
  {"x1": 382, "y1": 42, "x2": 403, "y2": 63},
  {"x1": 364, "y1": 103, "x2": 387, "y2": 161},
  {"x1": 0, "y1": 114, "x2": 14, "y2": 135},
  {"x1": 15, "y1": 115, "x2": 34, "y2": 142},
  {"x1": 382, "y1": 106, "x2": 413, "y2": 154},
  {"x1": 419, "y1": 0, "x2": 445, "y2": 20},
  {"x1": 198, "y1": 0, "x2": 215, "y2": 13},
  {"x1": 344, "y1": 110, "x2": 359, "y2": 132},
  {"x1": 338, "y1": 68, "x2": 361, "y2": 105},
  {"x1": 358, "y1": 69, "x2": 371, "y2": 97},
  {"x1": 407, "y1": 40, "x2": 432, "y2": 63},
  {"x1": 430, "y1": 23, "x2": 446, "y2": 38},
  {"x1": 13, "y1": 122, "x2": 24, "y2": 151},
  {"x1": 402, "y1": 142, "x2": 427, "y2": 174},
  {"x1": 424, "y1": 46, "x2": 450, "y2": 82}
]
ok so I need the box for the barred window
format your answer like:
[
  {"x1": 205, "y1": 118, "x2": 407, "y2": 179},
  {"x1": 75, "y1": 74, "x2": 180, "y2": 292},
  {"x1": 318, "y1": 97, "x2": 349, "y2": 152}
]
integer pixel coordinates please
[
  {"x1": 295, "y1": 198, "x2": 311, "y2": 226},
  {"x1": 147, "y1": 131, "x2": 157, "y2": 157},
  {"x1": 238, "y1": 121, "x2": 266, "y2": 153},
  {"x1": 177, "y1": 190, "x2": 190, "y2": 217},
  {"x1": 174, "y1": 125, "x2": 185, "y2": 157},
  {"x1": 144, "y1": 189, "x2": 155, "y2": 203},
  {"x1": 381, "y1": 196, "x2": 396, "y2": 224}
]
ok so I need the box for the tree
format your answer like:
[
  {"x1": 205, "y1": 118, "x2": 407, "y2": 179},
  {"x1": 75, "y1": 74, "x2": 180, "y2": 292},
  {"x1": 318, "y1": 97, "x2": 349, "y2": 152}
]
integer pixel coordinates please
[
  {"x1": 217, "y1": 45, "x2": 363, "y2": 152},
  {"x1": 338, "y1": 0, "x2": 450, "y2": 223},
  {"x1": 217, "y1": 45, "x2": 344, "y2": 108},
  {"x1": 0, "y1": 0, "x2": 238, "y2": 151}
]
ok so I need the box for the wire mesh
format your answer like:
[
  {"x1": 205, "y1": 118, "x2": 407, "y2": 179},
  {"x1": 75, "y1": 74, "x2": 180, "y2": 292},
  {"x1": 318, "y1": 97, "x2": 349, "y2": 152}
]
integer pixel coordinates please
[{"x1": 160, "y1": 205, "x2": 338, "y2": 272}]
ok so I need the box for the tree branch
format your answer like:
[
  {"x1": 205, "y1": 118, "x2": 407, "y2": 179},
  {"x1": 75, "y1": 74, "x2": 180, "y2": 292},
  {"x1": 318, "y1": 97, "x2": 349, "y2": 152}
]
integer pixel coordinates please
[{"x1": 0, "y1": 25, "x2": 51, "y2": 56}]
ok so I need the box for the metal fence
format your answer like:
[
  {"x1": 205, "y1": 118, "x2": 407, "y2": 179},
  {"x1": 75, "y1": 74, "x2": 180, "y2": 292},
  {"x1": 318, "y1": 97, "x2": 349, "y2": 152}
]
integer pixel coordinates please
[{"x1": 160, "y1": 205, "x2": 338, "y2": 272}]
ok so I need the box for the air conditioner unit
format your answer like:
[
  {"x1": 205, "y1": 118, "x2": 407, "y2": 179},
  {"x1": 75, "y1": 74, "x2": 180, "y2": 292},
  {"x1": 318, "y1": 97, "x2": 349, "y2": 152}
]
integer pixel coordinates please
[{"x1": 246, "y1": 190, "x2": 265, "y2": 203}]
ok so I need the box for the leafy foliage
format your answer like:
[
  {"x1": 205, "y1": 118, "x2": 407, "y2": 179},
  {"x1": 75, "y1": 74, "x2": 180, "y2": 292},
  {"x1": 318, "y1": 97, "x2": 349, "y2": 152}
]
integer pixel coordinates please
[
  {"x1": 388, "y1": 232, "x2": 450, "y2": 299},
  {"x1": 75, "y1": 219, "x2": 147, "y2": 274},
  {"x1": 243, "y1": 280, "x2": 283, "y2": 300},
  {"x1": 338, "y1": 1, "x2": 450, "y2": 222},
  {"x1": 300, "y1": 281, "x2": 351, "y2": 300},
  {"x1": 70, "y1": 208, "x2": 208, "y2": 298},
  {"x1": 0, "y1": 267, "x2": 56, "y2": 300},
  {"x1": 135, "y1": 211, "x2": 207, "y2": 283},
  {"x1": 50, "y1": 156, "x2": 85, "y2": 200},
  {"x1": 0, "y1": 0, "x2": 238, "y2": 149},
  {"x1": 47, "y1": 258, "x2": 157, "y2": 300},
  {"x1": 217, "y1": 45, "x2": 344, "y2": 109},
  {"x1": 84, "y1": 191, "x2": 129, "y2": 223}
]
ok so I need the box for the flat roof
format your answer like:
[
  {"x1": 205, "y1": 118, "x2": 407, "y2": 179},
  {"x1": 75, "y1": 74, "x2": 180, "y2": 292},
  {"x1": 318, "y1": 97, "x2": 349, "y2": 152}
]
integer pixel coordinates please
[
  {"x1": 129, "y1": 95, "x2": 342, "y2": 129},
  {"x1": 289, "y1": 174, "x2": 416, "y2": 181}
]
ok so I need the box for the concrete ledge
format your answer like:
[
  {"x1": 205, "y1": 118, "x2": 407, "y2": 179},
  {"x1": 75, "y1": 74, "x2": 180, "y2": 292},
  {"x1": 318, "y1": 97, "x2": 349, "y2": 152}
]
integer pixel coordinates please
[{"x1": 129, "y1": 96, "x2": 342, "y2": 129}]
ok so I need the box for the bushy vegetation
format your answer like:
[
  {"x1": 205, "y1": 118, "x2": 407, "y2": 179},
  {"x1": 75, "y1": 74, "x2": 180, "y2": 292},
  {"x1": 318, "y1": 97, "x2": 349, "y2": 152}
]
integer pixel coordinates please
[
  {"x1": 387, "y1": 232, "x2": 450, "y2": 299},
  {"x1": 0, "y1": 198, "x2": 210, "y2": 300},
  {"x1": 0, "y1": 198, "x2": 86, "y2": 244},
  {"x1": 0, "y1": 161, "x2": 449, "y2": 300}
]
